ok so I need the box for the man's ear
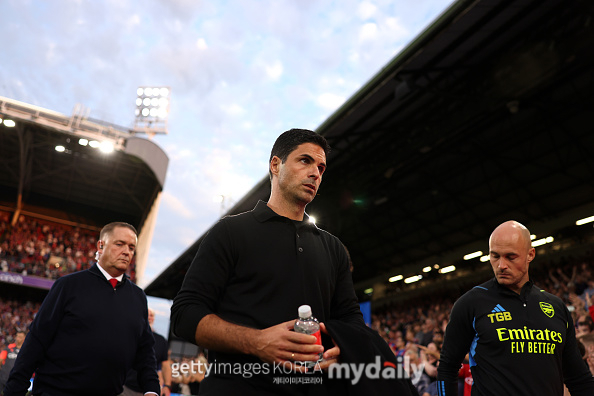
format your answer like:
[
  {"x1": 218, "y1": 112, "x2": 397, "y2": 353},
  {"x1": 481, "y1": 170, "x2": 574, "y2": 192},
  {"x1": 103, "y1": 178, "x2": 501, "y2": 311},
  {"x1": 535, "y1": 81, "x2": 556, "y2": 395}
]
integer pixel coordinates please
[
  {"x1": 270, "y1": 156, "x2": 281, "y2": 177},
  {"x1": 527, "y1": 247, "x2": 536, "y2": 263}
]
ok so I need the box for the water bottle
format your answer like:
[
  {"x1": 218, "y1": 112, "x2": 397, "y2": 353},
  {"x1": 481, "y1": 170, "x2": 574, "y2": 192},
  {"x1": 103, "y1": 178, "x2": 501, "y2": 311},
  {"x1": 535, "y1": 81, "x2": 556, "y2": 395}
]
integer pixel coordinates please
[{"x1": 294, "y1": 305, "x2": 323, "y2": 368}]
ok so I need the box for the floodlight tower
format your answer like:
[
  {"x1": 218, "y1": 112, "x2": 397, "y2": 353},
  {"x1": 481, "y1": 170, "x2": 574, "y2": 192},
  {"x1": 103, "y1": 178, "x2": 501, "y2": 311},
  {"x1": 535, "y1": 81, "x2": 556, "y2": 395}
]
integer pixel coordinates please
[{"x1": 133, "y1": 86, "x2": 170, "y2": 138}]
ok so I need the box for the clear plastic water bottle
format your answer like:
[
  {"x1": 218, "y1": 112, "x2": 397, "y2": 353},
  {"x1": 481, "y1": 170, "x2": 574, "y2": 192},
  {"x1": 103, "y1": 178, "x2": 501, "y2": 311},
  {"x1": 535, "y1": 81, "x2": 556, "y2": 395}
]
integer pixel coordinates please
[{"x1": 294, "y1": 305, "x2": 323, "y2": 368}]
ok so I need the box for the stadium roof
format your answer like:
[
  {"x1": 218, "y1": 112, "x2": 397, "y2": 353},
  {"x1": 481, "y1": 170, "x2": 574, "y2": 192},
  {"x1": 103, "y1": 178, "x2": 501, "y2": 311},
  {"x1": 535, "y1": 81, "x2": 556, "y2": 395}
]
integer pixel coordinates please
[
  {"x1": 0, "y1": 96, "x2": 168, "y2": 231},
  {"x1": 145, "y1": 0, "x2": 594, "y2": 303}
]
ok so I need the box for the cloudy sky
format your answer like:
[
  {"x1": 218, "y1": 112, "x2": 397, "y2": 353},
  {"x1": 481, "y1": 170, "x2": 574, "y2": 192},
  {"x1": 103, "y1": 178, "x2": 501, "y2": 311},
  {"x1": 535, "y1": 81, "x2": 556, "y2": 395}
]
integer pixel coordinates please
[{"x1": 1, "y1": 0, "x2": 452, "y2": 334}]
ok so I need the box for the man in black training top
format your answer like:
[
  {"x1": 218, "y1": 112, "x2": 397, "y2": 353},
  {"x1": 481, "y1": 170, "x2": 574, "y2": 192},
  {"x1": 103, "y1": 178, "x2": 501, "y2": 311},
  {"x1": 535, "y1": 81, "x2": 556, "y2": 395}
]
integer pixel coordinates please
[{"x1": 437, "y1": 220, "x2": 594, "y2": 396}]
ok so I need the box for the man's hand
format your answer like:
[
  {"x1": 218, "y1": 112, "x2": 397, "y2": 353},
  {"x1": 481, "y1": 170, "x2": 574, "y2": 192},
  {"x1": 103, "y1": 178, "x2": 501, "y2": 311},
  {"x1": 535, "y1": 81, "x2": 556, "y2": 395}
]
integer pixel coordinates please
[
  {"x1": 316, "y1": 322, "x2": 340, "y2": 371},
  {"x1": 251, "y1": 319, "x2": 324, "y2": 371}
]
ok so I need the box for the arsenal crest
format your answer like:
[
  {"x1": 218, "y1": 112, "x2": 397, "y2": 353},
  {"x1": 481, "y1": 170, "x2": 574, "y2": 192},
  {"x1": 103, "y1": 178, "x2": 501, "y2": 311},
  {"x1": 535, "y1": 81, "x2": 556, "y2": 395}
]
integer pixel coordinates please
[{"x1": 540, "y1": 302, "x2": 554, "y2": 318}]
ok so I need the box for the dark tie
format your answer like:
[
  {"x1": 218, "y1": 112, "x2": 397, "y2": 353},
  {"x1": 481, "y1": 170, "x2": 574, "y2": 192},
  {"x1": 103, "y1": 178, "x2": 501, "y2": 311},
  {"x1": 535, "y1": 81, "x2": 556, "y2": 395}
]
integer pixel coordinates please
[{"x1": 109, "y1": 278, "x2": 118, "y2": 288}]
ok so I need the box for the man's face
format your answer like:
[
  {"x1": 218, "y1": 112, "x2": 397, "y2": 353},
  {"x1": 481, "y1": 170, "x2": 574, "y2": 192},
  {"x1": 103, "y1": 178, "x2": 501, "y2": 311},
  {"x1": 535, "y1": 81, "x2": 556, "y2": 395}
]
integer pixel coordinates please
[
  {"x1": 489, "y1": 224, "x2": 534, "y2": 294},
  {"x1": 274, "y1": 142, "x2": 326, "y2": 206},
  {"x1": 148, "y1": 309, "x2": 155, "y2": 326},
  {"x1": 15, "y1": 332, "x2": 26, "y2": 347},
  {"x1": 577, "y1": 317, "x2": 592, "y2": 336},
  {"x1": 97, "y1": 226, "x2": 137, "y2": 277}
]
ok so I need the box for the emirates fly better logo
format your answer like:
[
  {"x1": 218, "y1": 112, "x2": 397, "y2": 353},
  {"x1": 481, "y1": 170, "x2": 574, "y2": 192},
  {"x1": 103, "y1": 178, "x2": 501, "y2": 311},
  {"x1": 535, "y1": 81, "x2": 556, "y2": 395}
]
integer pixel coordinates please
[{"x1": 539, "y1": 302, "x2": 555, "y2": 318}]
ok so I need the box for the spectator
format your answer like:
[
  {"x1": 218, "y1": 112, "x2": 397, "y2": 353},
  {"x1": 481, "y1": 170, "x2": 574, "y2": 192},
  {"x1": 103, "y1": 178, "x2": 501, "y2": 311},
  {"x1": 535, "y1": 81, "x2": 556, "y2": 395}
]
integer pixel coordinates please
[
  {"x1": 0, "y1": 330, "x2": 26, "y2": 392},
  {"x1": 576, "y1": 315, "x2": 594, "y2": 338},
  {"x1": 420, "y1": 318, "x2": 436, "y2": 346},
  {"x1": 121, "y1": 308, "x2": 172, "y2": 396}
]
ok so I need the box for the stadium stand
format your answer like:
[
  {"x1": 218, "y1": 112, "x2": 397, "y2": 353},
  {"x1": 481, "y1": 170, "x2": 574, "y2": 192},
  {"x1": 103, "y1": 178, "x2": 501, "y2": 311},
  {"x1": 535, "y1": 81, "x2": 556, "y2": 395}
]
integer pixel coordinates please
[{"x1": 0, "y1": 209, "x2": 114, "y2": 280}]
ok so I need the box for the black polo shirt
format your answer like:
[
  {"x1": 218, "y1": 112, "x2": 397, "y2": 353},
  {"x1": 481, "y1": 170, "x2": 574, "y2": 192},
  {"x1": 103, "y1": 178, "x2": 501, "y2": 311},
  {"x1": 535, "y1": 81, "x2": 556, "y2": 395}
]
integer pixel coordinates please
[{"x1": 171, "y1": 201, "x2": 363, "y2": 394}]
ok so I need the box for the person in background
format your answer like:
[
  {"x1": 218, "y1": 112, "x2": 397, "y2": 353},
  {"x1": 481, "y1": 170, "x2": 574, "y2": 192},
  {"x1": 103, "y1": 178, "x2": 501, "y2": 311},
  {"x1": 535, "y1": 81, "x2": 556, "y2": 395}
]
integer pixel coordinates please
[
  {"x1": 437, "y1": 220, "x2": 594, "y2": 396},
  {"x1": 0, "y1": 330, "x2": 26, "y2": 393},
  {"x1": 3, "y1": 222, "x2": 160, "y2": 396},
  {"x1": 121, "y1": 308, "x2": 171, "y2": 396}
]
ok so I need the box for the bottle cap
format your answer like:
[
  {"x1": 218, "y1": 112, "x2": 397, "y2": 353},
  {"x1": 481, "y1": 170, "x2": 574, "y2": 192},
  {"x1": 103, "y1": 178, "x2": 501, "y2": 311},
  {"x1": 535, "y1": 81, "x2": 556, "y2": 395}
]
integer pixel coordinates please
[{"x1": 298, "y1": 305, "x2": 312, "y2": 319}]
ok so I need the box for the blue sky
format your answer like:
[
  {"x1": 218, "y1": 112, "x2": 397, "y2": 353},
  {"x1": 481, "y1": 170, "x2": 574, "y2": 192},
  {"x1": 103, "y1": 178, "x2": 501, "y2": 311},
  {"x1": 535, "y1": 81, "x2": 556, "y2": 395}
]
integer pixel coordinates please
[{"x1": 1, "y1": 0, "x2": 452, "y2": 336}]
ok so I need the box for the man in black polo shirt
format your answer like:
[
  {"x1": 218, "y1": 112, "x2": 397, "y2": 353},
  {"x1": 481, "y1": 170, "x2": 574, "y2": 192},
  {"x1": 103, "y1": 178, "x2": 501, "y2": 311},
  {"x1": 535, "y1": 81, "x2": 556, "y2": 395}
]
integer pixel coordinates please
[
  {"x1": 437, "y1": 221, "x2": 594, "y2": 396},
  {"x1": 172, "y1": 129, "x2": 391, "y2": 395}
]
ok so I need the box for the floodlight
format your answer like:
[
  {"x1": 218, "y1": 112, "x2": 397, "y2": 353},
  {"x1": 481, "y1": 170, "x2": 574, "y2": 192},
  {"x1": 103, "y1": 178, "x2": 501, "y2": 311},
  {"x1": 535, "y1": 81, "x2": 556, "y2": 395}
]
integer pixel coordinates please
[
  {"x1": 423, "y1": 266, "x2": 432, "y2": 272},
  {"x1": 532, "y1": 236, "x2": 554, "y2": 247},
  {"x1": 463, "y1": 251, "x2": 483, "y2": 260},
  {"x1": 136, "y1": 86, "x2": 170, "y2": 121},
  {"x1": 55, "y1": 145, "x2": 66, "y2": 152},
  {"x1": 3, "y1": 119, "x2": 16, "y2": 127},
  {"x1": 404, "y1": 275, "x2": 422, "y2": 284},
  {"x1": 480, "y1": 255, "x2": 490, "y2": 262},
  {"x1": 389, "y1": 275, "x2": 403, "y2": 282},
  {"x1": 576, "y1": 215, "x2": 594, "y2": 226},
  {"x1": 364, "y1": 288, "x2": 373, "y2": 294},
  {"x1": 79, "y1": 138, "x2": 88, "y2": 146},
  {"x1": 439, "y1": 265, "x2": 456, "y2": 274},
  {"x1": 89, "y1": 140, "x2": 100, "y2": 148},
  {"x1": 99, "y1": 141, "x2": 114, "y2": 154}
]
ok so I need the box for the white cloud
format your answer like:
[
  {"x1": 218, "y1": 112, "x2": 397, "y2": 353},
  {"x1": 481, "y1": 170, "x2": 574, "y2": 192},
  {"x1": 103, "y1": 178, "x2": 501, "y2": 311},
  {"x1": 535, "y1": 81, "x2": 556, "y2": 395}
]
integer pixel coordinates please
[
  {"x1": 359, "y1": 22, "x2": 379, "y2": 42},
  {"x1": 196, "y1": 38, "x2": 208, "y2": 50},
  {"x1": 161, "y1": 191, "x2": 194, "y2": 219},
  {"x1": 127, "y1": 14, "x2": 141, "y2": 28},
  {"x1": 317, "y1": 93, "x2": 346, "y2": 111},
  {"x1": 358, "y1": 1, "x2": 378, "y2": 20},
  {"x1": 265, "y1": 60, "x2": 283, "y2": 80},
  {"x1": 221, "y1": 103, "x2": 246, "y2": 117},
  {"x1": 384, "y1": 17, "x2": 408, "y2": 41}
]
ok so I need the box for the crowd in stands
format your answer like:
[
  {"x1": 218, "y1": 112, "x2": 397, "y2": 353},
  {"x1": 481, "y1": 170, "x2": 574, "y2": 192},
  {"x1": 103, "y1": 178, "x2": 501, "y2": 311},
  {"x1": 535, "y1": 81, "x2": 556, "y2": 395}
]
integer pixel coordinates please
[
  {"x1": 0, "y1": 297, "x2": 40, "y2": 353},
  {"x1": 0, "y1": 210, "x2": 136, "y2": 282}
]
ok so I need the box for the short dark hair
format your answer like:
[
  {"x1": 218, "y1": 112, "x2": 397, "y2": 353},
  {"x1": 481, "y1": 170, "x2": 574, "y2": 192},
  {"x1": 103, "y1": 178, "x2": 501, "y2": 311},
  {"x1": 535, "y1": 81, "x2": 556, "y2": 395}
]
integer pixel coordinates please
[
  {"x1": 100, "y1": 222, "x2": 138, "y2": 241},
  {"x1": 268, "y1": 129, "x2": 330, "y2": 180}
]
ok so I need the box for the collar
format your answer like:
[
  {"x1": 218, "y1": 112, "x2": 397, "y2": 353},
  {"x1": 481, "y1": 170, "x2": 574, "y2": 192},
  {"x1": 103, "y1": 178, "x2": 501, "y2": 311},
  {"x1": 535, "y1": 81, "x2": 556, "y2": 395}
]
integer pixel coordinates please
[
  {"x1": 96, "y1": 262, "x2": 124, "y2": 282},
  {"x1": 252, "y1": 200, "x2": 320, "y2": 233},
  {"x1": 493, "y1": 277, "x2": 535, "y2": 300}
]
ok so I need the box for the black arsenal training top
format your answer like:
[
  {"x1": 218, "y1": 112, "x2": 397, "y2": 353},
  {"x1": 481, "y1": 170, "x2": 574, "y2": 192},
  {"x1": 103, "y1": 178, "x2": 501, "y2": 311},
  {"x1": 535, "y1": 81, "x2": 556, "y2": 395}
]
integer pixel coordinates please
[{"x1": 437, "y1": 278, "x2": 594, "y2": 396}]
